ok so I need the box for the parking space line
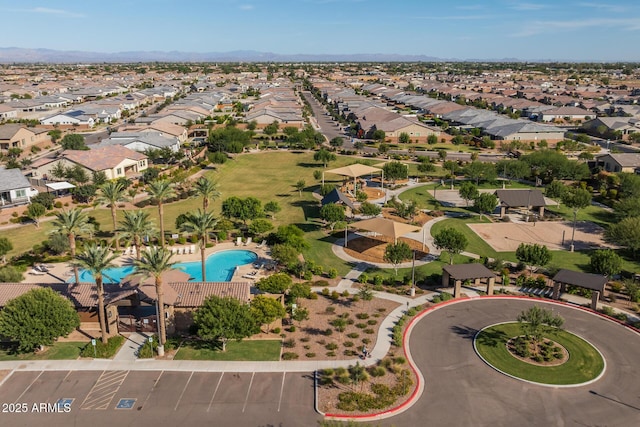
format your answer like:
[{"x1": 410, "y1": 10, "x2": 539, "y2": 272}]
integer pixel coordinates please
[
  {"x1": 140, "y1": 371, "x2": 163, "y2": 409},
  {"x1": 207, "y1": 372, "x2": 224, "y2": 412},
  {"x1": 81, "y1": 370, "x2": 129, "y2": 410},
  {"x1": 173, "y1": 371, "x2": 194, "y2": 411},
  {"x1": 14, "y1": 371, "x2": 43, "y2": 403},
  {"x1": 241, "y1": 372, "x2": 255, "y2": 413},
  {"x1": 277, "y1": 372, "x2": 286, "y2": 412}
]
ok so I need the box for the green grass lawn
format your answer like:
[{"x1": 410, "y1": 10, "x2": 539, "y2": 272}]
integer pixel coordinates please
[
  {"x1": 303, "y1": 229, "x2": 353, "y2": 276},
  {"x1": 430, "y1": 217, "x2": 497, "y2": 258},
  {"x1": 174, "y1": 339, "x2": 281, "y2": 361},
  {"x1": 544, "y1": 204, "x2": 614, "y2": 228},
  {"x1": 475, "y1": 322, "x2": 604, "y2": 385},
  {"x1": 0, "y1": 342, "x2": 84, "y2": 361},
  {"x1": 364, "y1": 253, "x2": 475, "y2": 285}
]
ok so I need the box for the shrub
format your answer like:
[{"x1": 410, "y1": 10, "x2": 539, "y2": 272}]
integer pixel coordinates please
[
  {"x1": 369, "y1": 366, "x2": 387, "y2": 377},
  {"x1": 283, "y1": 338, "x2": 296, "y2": 348},
  {"x1": 341, "y1": 290, "x2": 350, "y2": 298},
  {"x1": 361, "y1": 338, "x2": 371, "y2": 345},
  {"x1": 367, "y1": 319, "x2": 377, "y2": 325},
  {"x1": 272, "y1": 327, "x2": 281, "y2": 334},
  {"x1": 306, "y1": 352, "x2": 316, "y2": 358},
  {"x1": 346, "y1": 332, "x2": 360, "y2": 339},
  {"x1": 363, "y1": 328, "x2": 375, "y2": 334},
  {"x1": 325, "y1": 306, "x2": 336, "y2": 314},
  {"x1": 324, "y1": 328, "x2": 333, "y2": 336},
  {"x1": 326, "y1": 351, "x2": 336, "y2": 357},
  {"x1": 327, "y1": 268, "x2": 338, "y2": 279},
  {"x1": 343, "y1": 341, "x2": 354, "y2": 348},
  {"x1": 321, "y1": 288, "x2": 330, "y2": 296},
  {"x1": 289, "y1": 325, "x2": 296, "y2": 332},
  {"x1": 282, "y1": 352, "x2": 299, "y2": 360},
  {"x1": 355, "y1": 323, "x2": 367, "y2": 329},
  {"x1": 54, "y1": 201, "x2": 63, "y2": 209},
  {"x1": 0, "y1": 266, "x2": 23, "y2": 283},
  {"x1": 80, "y1": 335, "x2": 125, "y2": 358},
  {"x1": 330, "y1": 290, "x2": 340, "y2": 300},
  {"x1": 356, "y1": 313, "x2": 369, "y2": 320},
  {"x1": 300, "y1": 336, "x2": 310, "y2": 343},
  {"x1": 394, "y1": 356, "x2": 406, "y2": 365},
  {"x1": 325, "y1": 342, "x2": 338, "y2": 350}
]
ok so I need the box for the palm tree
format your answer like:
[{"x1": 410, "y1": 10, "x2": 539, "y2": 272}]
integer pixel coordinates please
[
  {"x1": 193, "y1": 176, "x2": 220, "y2": 212},
  {"x1": 71, "y1": 243, "x2": 118, "y2": 344},
  {"x1": 119, "y1": 210, "x2": 156, "y2": 260},
  {"x1": 97, "y1": 181, "x2": 128, "y2": 250},
  {"x1": 179, "y1": 209, "x2": 218, "y2": 281},
  {"x1": 52, "y1": 209, "x2": 93, "y2": 284},
  {"x1": 147, "y1": 179, "x2": 175, "y2": 248},
  {"x1": 132, "y1": 246, "x2": 175, "y2": 355}
]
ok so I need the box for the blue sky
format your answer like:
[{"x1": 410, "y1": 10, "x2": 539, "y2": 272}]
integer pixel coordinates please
[{"x1": 1, "y1": 0, "x2": 639, "y2": 61}]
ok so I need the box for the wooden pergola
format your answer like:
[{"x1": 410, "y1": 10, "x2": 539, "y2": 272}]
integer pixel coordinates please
[
  {"x1": 442, "y1": 263, "x2": 497, "y2": 298},
  {"x1": 323, "y1": 164, "x2": 383, "y2": 196},
  {"x1": 348, "y1": 217, "x2": 424, "y2": 250},
  {"x1": 552, "y1": 269, "x2": 608, "y2": 310}
]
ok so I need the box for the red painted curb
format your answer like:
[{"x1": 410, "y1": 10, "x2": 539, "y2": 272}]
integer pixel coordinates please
[{"x1": 324, "y1": 295, "x2": 639, "y2": 421}]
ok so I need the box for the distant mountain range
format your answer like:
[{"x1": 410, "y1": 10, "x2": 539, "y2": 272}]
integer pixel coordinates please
[{"x1": 0, "y1": 47, "x2": 524, "y2": 63}]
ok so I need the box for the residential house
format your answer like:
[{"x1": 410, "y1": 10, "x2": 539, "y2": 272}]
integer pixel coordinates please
[
  {"x1": 40, "y1": 110, "x2": 95, "y2": 128},
  {"x1": 31, "y1": 145, "x2": 148, "y2": 180},
  {"x1": 0, "y1": 124, "x2": 50, "y2": 153},
  {"x1": 95, "y1": 131, "x2": 180, "y2": 153},
  {"x1": 117, "y1": 122, "x2": 188, "y2": 143},
  {"x1": 538, "y1": 106, "x2": 592, "y2": 122},
  {"x1": 596, "y1": 153, "x2": 640, "y2": 174},
  {"x1": 582, "y1": 117, "x2": 640, "y2": 140},
  {"x1": 0, "y1": 167, "x2": 34, "y2": 207},
  {"x1": 0, "y1": 104, "x2": 18, "y2": 120}
]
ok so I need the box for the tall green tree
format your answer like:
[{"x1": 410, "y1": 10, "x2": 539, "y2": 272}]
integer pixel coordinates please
[
  {"x1": 60, "y1": 133, "x2": 88, "y2": 150},
  {"x1": 27, "y1": 202, "x2": 46, "y2": 228},
  {"x1": 180, "y1": 209, "x2": 218, "y2": 281},
  {"x1": 314, "y1": 148, "x2": 336, "y2": 168},
  {"x1": 464, "y1": 161, "x2": 497, "y2": 185},
  {"x1": 264, "y1": 201, "x2": 281, "y2": 220},
  {"x1": 71, "y1": 243, "x2": 118, "y2": 344},
  {"x1": 382, "y1": 161, "x2": 408, "y2": 184},
  {"x1": 589, "y1": 249, "x2": 622, "y2": 277},
  {"x1": 193, "y1": 295, "x2": 259, "y2": 351},
  {"x1": 53, "y1": 209, "x2": 93, "y2": 284},
  {"x1": 147, "y1": 179, "x2": 175, "y2": 247},
  {"x1": 256, "y1": 272, "x2": 293, "y2": 294},
  {"x1": 515, "y1": 243, "x2": 552, "y2": 272},
  {"x1": 119, "y1": 210, "x2": 156, "y2": 260},
  {"x1": 193, "y1": 176, "x2": 220, "y2": 212},
  {"x1": 606, "y1": 216, "x2": 640, "y2": 258},
  {"x1": 320, "y1": 203, "x2": 346, "y2": 231},
  {"x1": 458, "y1": 182, "x2": 479, "y2": 207},
  {"x1": 250, "y1": 295, "x2": 286, "y2": 333},
  {"x1": 433, "y1": 227, "x2": 468, "y2": 264},
  {"x1": 0, "y1": 287, "x2": 80, "y2": 353},
  {"x1": 474, "y1": 193, "x2": 498, "y2": 219},
  {"x1": 97, "y1": 181, "x2": 128, "y2": 250},
  {"x1": 132, "y1": 246, "x2": 176, "y2": 354},
  {"x1": 383, "y1": 241, "x2": 412, "y2": 275},
  {"x1": 294, "y1": 179, "x2": 306, "y2": 197}
]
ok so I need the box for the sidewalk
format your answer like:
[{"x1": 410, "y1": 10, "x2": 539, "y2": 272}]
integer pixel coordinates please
[{"x1": 113, "y1": 332, "x2": 149, "y2": 361}]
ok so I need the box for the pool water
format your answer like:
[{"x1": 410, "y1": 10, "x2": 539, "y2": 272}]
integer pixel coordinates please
[
  {"x1": 70, "y1": 250, "x2": 257, "y2": 283},
  {"x1": 174, "y1": 250, "x2": 257, "y2": 282}
]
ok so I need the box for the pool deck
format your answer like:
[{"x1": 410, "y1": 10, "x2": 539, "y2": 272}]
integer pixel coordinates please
[{"x1": 21, "y1": 241, "x2": 273, "y2": 284}]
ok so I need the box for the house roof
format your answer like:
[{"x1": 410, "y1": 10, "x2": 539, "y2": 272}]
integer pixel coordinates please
[
  {"x1": 442, "y1": 263, "x2": 496, "y2": 281},
  {"x1": 61, "y1": 145, "x2": 146, "y2": 172},
  {"x1": 0, "y1": 168, "x2": 31, "y2": 192},
  {"x1": 321, "y1": 188, "x2": 355, "y2": 209},
  {"x1": 495, "y1": 189, "x2": 546, "y2": 208},
  {"x1": 0, "y1": 283, "x2": 121, "y2": 309},
  {"x1": 0, "y1": 124, "x2": 31, "y2": 140},
  {"x1": 598, "y1": 153, "x2": 640, "y2": 168},
  {"x1": 171, "y1": 282, "x2": 251, "y2": 307},
  {"x1": 552, "y1": 269, "x2": 607, "y2": 292}
]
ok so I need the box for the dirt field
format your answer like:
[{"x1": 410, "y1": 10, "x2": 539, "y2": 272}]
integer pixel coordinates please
[{"x1": 467, "y1": 220, "x2": 615, "y2": 252}]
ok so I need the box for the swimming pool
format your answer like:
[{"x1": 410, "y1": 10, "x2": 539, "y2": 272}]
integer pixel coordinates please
[
  {"x1": 174, "y1": 250, "x2": 257, "y2": 282},
  {"x1": 70, "y1": 250, "x2": 258, "y2": 283}
]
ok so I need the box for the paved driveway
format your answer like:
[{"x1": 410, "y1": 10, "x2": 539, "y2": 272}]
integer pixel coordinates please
[
  {"x1": 0, "y1": 370, "x2": 319, "y2": 427},
  {"x1": 391, "y1": 299, "x2": 640, "y2": 427}
]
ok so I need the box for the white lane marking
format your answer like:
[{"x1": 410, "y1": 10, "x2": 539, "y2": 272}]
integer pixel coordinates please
[
  {"x1": 277, "y1": 372, "x2": 286, "y2": 412},
  {"x1": 173, "y1": 371, "x2": 194, "y2": 411},
  {"x1": 241, "y1": 372, "x2": 255, "y2": 413},
  {"x1": 14, "y1": 371, "x2": 43, "y2": 402},
  {"x1": 140, "y1": 371, "x2": 164, "y2": 409},
  {"x1": 207, "y1": 372, "x2": 225, "y2": 413}
]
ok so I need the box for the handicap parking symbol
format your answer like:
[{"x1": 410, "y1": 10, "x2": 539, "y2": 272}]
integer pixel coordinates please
[{"x1": 116, "y1": 398, "x2": 136, "y2": 410}]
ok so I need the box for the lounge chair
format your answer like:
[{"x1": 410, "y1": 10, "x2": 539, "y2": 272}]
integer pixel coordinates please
[
  {"x1": 190, "y1": 245, "x2": 195, "y2": 254},
  {"x1": 244, "y1": 237, "x2": 252, "y2": 246},
  {"x1": 235, "y1": 237, "x2": 242, "y2": 246},
  {"x1": 29, "y1": 269, "x2": 46, "y2": 276},
  {"x1": 256, "y1": 239, "x2": 267, "y2": 249}
]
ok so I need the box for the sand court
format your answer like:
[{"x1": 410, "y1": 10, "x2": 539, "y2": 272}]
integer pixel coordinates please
[{"x1": 467, "y1": 220, "x2": 614, "y2": 252}]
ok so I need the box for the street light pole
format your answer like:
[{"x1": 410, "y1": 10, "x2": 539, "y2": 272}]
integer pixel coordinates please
[
  {"x1": 570, "y1": 210, "x2": 577, "y2": 252},
  {"x1": 410, "y1": 250, "x2": 416, "y2": 297}
]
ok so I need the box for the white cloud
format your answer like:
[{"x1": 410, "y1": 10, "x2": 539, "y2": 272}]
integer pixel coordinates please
[
  {"x1": 28, "y1": 7, "x2": 85, "y2": 18},
  {"x1": 577, "y1": 2, "x2": 629, "y2": 13}
]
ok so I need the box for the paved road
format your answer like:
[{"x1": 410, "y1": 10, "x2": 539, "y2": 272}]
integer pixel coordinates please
[
  {"x1": 301, "y1": 91, "x2": 345, "y2": 143},
  {"x1": 391, "y1": 299, "x2": 640, "y2": 427}
]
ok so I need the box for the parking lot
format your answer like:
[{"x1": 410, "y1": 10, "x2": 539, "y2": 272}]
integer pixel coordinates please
[{"x1": 0, "y1": 370, "x2": 319, "y2": 427}]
